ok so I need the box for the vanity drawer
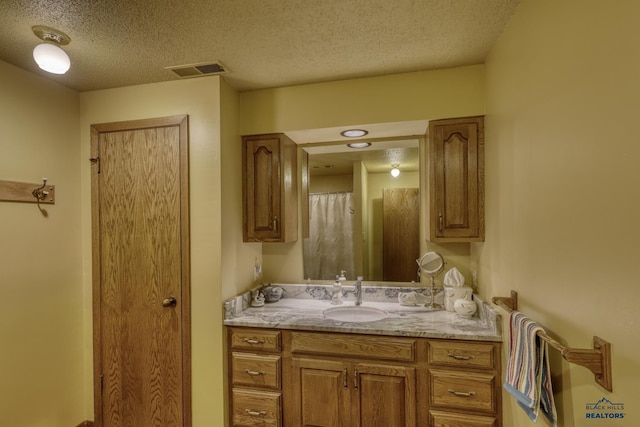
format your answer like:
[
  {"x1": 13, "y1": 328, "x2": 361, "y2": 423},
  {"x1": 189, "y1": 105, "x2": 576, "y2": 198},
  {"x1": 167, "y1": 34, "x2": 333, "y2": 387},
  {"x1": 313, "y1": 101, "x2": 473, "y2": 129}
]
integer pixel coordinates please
[
  {"x1": 232, "y1": 352, "x2": 281, "y2": 389},
  {"x1": 290, "y1": 331, "x2": 416, "y2": 362},
  {"x1": 429, "y1": 369, "x2": 497, "y2": 413},
  {"x1": 427, "y1": 340, "x2": 497, "y2": 369},
  {"x1": 232, "y1": 388, "x2": 281, "y2": 427},
  {"x1": 230, "y1": 328, "x2": 281, "y2": 352},
  {"x1": 429, "y1": 410, "x2": 498, "y2": 427}
]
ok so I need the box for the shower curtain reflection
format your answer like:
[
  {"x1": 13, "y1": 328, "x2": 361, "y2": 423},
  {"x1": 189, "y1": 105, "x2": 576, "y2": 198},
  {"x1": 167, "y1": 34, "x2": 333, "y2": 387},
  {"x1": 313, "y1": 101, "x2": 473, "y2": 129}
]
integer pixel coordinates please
[{"x1": 303, "y1": 192, "x2": 355, "y2": 280}]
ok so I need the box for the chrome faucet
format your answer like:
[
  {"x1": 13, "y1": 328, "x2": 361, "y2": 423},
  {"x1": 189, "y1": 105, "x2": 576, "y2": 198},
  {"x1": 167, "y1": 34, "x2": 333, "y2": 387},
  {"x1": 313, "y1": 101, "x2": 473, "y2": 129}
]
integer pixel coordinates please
[{"x1": 354, "y1": 276, "x2": 363, "y2": 306}]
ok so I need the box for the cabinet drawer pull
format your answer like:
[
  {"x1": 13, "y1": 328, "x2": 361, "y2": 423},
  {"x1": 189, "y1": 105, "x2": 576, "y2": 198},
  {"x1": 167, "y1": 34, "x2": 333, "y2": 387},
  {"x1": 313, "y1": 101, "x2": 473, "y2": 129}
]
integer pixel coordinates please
[
  {"x1": 448, "y1": 389, "x2": 476, "y2": 397},
  {"x1": 438, "y1": 212, "x2": 444, "y2": 233},
  {"x1": 343, "y1": 369, "x2": 348, "y2": 389},
  {"x1": 273, "y1": 216, "x2": 278, "y2": 233},
  {"x1": 447, "y1": 353, "x2": 474, "y2": 361},
  {"x1": 245, "y1": 369, "x2": 266, "y2": 376},
  {"x1": 243, "y1": 338, "x2": 265, "y2": 345},
  {"x1": 354, "y1": 368, "x2": 359, "y2": 391},
  {"x1": 245, "y1": 409, "x2": 267, "y2": 417}
]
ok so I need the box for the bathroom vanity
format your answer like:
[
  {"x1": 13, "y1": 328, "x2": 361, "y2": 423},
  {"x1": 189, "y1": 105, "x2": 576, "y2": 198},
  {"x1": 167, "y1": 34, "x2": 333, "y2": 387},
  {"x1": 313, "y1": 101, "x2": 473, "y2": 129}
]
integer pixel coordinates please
[{"x1": 224, "y1": 285, "x2": 503, "y2": 427}]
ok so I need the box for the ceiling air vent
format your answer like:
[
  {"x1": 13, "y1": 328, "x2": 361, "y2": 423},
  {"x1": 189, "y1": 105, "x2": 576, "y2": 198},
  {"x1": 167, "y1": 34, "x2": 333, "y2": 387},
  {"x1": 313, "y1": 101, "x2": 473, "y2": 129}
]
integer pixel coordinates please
[{"x1": 166, "y1": 61, "x2": 228, "y2": 78}]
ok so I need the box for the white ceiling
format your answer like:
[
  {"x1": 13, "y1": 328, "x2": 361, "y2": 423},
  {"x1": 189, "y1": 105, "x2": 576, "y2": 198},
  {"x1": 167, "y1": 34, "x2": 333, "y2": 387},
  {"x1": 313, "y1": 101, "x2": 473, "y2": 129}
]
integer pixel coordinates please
[{"x1": 0, "y1": 0, "x2": 521, "y2": 93}]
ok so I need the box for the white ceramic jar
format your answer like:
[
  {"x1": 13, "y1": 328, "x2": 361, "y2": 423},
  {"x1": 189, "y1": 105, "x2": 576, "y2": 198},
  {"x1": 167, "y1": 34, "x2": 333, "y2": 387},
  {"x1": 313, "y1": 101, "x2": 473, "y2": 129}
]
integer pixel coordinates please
[{"x1": 453, "y1": 296, "x2": 477, "y2": 318}]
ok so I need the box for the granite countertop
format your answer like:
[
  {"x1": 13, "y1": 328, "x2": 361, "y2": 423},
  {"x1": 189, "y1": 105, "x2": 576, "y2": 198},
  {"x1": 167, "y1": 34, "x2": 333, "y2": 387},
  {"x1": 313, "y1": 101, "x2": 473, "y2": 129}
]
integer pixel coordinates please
[{"x1": 223, "y1": 283, "x2": 502, "y2": 342}]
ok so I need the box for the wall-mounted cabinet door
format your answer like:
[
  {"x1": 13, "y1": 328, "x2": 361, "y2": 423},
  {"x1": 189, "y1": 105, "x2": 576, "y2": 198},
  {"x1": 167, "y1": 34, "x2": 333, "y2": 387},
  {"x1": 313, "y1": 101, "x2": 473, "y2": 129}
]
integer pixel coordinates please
[
  {"x1": 427, "y1": 116, "x2": 484, "y2": 242},
  {"x1": 243, "y1": 133, "x2": 297, "y2": 242}
]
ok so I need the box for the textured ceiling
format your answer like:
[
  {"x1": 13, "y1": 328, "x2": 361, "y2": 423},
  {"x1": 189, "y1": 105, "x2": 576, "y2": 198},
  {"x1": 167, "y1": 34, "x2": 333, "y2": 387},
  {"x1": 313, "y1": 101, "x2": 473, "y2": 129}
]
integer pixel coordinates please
[{"x1": 0, "y1": 0, "x2": 521, "y2": 93}]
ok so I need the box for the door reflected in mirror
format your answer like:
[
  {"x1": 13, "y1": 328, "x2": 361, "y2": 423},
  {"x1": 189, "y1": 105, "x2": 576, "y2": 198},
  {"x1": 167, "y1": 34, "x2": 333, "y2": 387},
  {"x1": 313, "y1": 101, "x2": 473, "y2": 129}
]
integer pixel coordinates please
[{"x1": 302, "y1": 139, "x2": 420, "y2": 282}]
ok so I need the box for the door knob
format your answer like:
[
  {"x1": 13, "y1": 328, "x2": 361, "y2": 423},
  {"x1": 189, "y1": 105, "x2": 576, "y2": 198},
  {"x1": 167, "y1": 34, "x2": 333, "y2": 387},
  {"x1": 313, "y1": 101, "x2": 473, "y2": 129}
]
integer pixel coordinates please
[{"x1": 162, "y1": 296, "x2": 177, "y2": 307}]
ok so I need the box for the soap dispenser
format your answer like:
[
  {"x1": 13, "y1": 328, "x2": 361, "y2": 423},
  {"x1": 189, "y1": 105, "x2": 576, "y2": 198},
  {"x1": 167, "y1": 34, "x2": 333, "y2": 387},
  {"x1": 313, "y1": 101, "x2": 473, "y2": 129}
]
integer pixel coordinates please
[
  {"x1": 338, "y1": 270, "x2": 347, "y2": 281},
  {"x1": 331, "y1": 276, "x2": 343, "y2": 305}
]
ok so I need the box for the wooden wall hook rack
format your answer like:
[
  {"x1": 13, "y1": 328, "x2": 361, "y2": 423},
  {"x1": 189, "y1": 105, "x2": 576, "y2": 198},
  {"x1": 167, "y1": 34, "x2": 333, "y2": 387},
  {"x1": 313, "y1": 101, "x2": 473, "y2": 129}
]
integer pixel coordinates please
[
  {"x1": 0, "y1": 179, "x2": 56, "y2": 204},
  {"x1": 492, "y1": 290, "x2": 613, "y2": 392}
]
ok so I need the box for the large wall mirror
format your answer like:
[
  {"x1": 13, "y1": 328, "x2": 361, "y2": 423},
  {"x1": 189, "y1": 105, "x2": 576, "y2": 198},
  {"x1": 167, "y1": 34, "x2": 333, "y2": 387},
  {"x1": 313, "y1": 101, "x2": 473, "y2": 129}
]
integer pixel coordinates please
[{"x1": 299, "y1": 137, "x2": 422, "y2": 283}]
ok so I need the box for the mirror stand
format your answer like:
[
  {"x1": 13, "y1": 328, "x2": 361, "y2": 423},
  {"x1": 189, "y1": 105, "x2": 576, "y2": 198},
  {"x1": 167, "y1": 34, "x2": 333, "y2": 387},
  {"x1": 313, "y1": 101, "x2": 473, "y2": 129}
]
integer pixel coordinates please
[
  {"x1": 417, "y1": 251, "x2": 445, "y2": 310},
  {"x1": 426, "y1": 275, "x2": 442, "y2": 310}
]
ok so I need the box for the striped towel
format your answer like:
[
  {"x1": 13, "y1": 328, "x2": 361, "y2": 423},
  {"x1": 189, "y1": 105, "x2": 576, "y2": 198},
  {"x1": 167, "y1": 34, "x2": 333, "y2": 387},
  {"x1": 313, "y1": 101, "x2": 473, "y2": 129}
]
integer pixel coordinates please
[{"x1": 504, "y1": 311, "x2": 558, "y2": 426}]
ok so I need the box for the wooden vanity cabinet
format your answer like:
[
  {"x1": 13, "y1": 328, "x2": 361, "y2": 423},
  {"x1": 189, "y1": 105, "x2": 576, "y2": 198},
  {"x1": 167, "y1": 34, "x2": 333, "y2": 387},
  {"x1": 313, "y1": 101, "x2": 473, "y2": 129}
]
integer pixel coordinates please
[
  {"x1": 286, "y1": 332, "x2": 417, "y2": 427},
  {"x1": 426, "y1": 116, "x2": 484, "y2": 242},
  {"x1": 226, "y1": 327, "x2": 501, "y2": 427},
  {"x1": 242, "y1": 133, "x2": 297, "y2": 242}
]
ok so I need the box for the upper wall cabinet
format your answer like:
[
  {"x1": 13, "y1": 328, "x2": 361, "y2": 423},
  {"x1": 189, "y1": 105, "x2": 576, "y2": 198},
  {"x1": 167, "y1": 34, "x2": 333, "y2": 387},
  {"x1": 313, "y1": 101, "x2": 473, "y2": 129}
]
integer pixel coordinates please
[
  {"x1": 426, "y1": 116, "x2": 484, "y2": 242},
  {"x1": 243, "y1": 133, "x2": 298, "y2": 243}
]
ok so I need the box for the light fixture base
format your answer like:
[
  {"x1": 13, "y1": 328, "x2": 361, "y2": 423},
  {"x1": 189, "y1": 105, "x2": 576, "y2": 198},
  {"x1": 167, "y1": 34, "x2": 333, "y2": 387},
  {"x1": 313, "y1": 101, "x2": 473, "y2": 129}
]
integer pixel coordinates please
[{"x1": 32, "y1": 25, "x2": 70, "y2": 45}]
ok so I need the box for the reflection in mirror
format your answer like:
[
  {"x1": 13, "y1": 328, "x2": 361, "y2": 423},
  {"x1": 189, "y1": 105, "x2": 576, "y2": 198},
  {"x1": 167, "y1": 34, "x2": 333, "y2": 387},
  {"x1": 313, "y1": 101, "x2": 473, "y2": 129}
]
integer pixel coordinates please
[{"x1": 302, "y1": 139, "x2": 420, "y2": 282}]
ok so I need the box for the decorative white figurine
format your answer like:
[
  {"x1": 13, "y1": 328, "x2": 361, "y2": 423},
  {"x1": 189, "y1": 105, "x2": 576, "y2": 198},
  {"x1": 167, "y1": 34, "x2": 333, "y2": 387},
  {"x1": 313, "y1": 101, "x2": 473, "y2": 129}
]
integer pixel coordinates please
[{"x1": 251, "y1": 290, "x2": 265, "y2": 307}]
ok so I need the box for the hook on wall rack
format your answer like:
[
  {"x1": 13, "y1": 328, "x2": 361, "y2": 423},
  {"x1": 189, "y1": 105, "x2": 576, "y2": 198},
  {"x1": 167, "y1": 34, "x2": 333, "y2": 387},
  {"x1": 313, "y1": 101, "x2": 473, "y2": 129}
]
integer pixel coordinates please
[
  {"x1": 492, "y1": 290, "x2": 612, "y2": 392},
  {"x1": 0, "y1": 179, "x2": 56, "y2": 204}
]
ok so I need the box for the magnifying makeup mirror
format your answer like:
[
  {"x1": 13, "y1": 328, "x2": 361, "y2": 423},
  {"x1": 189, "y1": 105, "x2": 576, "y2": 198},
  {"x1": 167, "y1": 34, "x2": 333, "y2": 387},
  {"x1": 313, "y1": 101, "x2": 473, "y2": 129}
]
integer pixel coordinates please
[{"x1": 417, "y1": 251, "x2": 445, "y2": 310}]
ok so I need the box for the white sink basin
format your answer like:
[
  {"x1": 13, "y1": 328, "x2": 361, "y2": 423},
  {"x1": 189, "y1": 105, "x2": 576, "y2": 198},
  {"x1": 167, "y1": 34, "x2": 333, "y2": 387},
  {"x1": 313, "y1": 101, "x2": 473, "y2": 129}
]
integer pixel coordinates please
[{"x1": 323, "y1": 305, "x2": 388, "y2": 322}]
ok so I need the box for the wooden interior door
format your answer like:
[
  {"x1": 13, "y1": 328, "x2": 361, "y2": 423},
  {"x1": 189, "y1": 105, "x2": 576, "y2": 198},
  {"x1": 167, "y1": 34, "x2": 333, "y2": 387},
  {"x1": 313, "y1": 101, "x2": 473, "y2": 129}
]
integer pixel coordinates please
[
  {"x1": 382, "y1": 188, "x2": 420, "y2": 282},
  {"x1": 91, "y1": 116, "x2": 190, "y2": 427}
]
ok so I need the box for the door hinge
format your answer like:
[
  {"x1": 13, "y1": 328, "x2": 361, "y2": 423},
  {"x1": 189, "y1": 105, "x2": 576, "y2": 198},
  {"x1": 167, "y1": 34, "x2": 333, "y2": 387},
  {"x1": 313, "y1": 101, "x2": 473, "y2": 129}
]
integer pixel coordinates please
[{"x1": 90, "y1": 157, "x2": 101, "y2": 174}]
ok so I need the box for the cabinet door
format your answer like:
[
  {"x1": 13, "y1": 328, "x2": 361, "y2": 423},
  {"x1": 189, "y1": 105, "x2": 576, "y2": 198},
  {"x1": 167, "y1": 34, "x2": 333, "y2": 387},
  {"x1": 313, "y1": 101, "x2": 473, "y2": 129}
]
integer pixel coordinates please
[
  {"x1": 243, "y1": 133, "x2": 297, "y2": 242},
  {"x1": 427, "y1": 116, "x2": 484, "y2": 242},
  {"x1": 243, "y1": 135, "x2": 283, "y2": 241},
  {"x1": 289, "y1": 358, "x2": 351, "y2": 427},
  {"x1": 354, "y1": 363, "x2": 416, "y2": 427}
]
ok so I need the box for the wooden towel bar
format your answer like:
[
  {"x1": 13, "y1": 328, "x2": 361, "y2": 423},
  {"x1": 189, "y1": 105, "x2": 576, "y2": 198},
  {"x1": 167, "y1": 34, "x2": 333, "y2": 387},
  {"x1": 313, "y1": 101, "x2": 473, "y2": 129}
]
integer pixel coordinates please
[{"x1": 492, "y1": 290, "x2": 612, "y2": 392}]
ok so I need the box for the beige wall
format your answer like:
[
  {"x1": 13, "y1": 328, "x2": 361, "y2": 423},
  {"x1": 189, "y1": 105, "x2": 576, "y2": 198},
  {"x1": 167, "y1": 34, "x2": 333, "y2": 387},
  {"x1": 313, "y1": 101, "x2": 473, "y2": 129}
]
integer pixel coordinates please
[
  {"x1": 7, "y1": 2, "x2": 637, "y2": 425},
  {"x1": 244, "y1": 66, "x2": 486, "y2": 283},
  {"x1": 79, "y1": 76, "x2": 228, "y2": 425},
  {"x1": 239, "y1": 65, "x2": 486, "y2": 135},
  {"x1": 481, "y1": 0, "x2": 639, "y2": 425},
  {"x1": 0, "y1": 64, "x2": 255, "y2": 426},
  {"x1": 220, "y1": 78, "x2": 263, "y2": 299},
  {"x1": 309, "y1": 174, "x2": 353, "y2": 193},
  {"x1": 0, "y1": 61, "x2": 84, "y2": 425}
]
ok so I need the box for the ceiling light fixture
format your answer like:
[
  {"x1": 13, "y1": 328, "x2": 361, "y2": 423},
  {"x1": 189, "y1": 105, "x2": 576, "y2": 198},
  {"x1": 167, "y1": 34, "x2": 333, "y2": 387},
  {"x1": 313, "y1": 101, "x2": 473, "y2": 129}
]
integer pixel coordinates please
[
  {"x1": 340, "y1": 129, "x2": 368, "y2": 138},
  {"x1": 390, "y1": 164, "x2": 400, "y2": 178},
  {"x1": 32, "y1": 25, "x2": 71, "y2": 74},
  {"x1": 347, "y1": 142, "x2": 371, "y2": 149}
]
